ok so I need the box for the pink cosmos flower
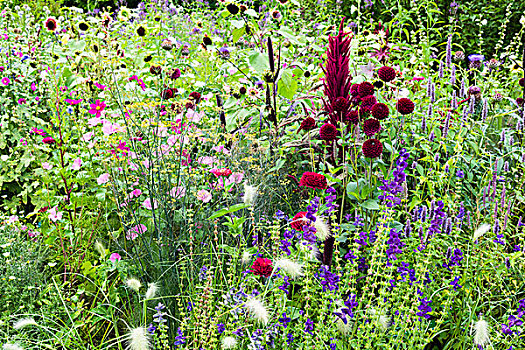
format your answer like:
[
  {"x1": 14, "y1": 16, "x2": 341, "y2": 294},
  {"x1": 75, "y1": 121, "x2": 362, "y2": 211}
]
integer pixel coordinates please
[
  {"x1": 19, "y1": 138, "x2": 27, "y2": 146},
  {"x1": 97, "y1": 173, "x2": 110, "y2": 184},
  {"x1": 64, "y1": 98, "x2": 83, "y2": 105},
  {"x1": 130, "y1": 189, "x2": 142, "y2": 198},
  {"x1": 72, "y1": 158, "x2": 82, "y2": 170},
  {"x1": 142, "y1": 198, "x2": 158, "y2": 210},
  {"x1": 109, "y1": 253, "x2": 121, "y2": 262},
  {"x1": 31, "y1": 82, "x2": 36, "y2": 91},
  {"x1": 102, "y1": 122, "x2": 120, "y2": 135},
  {"x1": 196, "y1": 189, "x2": 212, "y2": 203},
  {"x1": 31, "y1": 127, "x2": 46, "y2": 136},
  {"x1": 94, "y1": 82, "x2": 107, "y2": 90},
  {"x1": 42, "y1": 137, "x2": 56, "y2": 144},
  {"x1": 127, "y1": 224, "x2": 146, "y2": 240},
  {"x1": 48, "y1": 206, "x2": 63, "y2": 222},
  {"x1": 18, "y1": 98, "x2": 26, "y2": 104},
  {"x1": 88, "y1": 99, "x2": 106, "y2": 117},
  {"x1": 1, "y1": 77, "x2": 10, "y2": 85},
  {"x1": 42, "y1": 162, "x2": 52, "y2": 170},
  {"x1": 229, "y1": 172, "x2": 244, "y2": 184},
  {"x1": 169, "y1": 186, "x2": 186, "y2": 199}
]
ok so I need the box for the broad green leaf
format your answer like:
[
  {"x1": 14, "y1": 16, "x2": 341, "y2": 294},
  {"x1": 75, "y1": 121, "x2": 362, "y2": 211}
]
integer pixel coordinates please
[
  {"x1": 208, "y1": 203, "x2": 250, "y2": 220},
  {"x1": 248, "y1": 51, "x2": 269, "y2": 73},
  {"x1": 360, "y1": 199, "x2": 380, "y2": 210}
]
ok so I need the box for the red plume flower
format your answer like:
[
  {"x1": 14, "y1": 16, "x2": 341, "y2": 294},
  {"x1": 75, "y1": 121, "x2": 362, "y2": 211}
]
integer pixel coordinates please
[
  {"x1": 396, "y1": 98, "x2": 415, "y2": 115},
  {"x1": 291, "y1": 211, "x2": 307, "y2": 231},
  {"x1": 320, "y1": 123, "x2": 338, "y2": 141},
  {"x1": 251, "y1": 257, "x2": 273, "y2": 278},
  {"x1": 363, "y1": 118, "x2": 381, "y2": 136},
  {"x1": 362, "y1": 139, "x2": 383, "y2": 158},
  {"x1": 371, "y1": 103, "x2": 389, "y2": 120},
  {"x1": 299, "y1": 172, "x2": 327, "y2": 190}
]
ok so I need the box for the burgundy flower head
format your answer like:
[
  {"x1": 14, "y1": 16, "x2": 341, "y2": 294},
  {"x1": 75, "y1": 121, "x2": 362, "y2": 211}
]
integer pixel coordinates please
[
  {"x1": 362, "y1": 139, "x2": 383, "y2": 158},
  {"x1": 357, "y1": 82, "x2": 374, "y2": 97},
  {"x1": 517, "y1": 98, "x2": 525, "y2": 107},
  {"x1": 363, "y1": 118, "x2": 381, "y2": 136},
  {"x1": 45, "y1": 18, "x2": 57, "y2": 32},
  {"x1": 189, "y1": 91, "x2": 201, "y2": 103},
  {"x1": 520, "y1": 78, "x2": 525, "y2": 88},
  {"x1": 299, "y1": 172, "x2": 327, "y2": 190},
  {"x1": 332, "y1": 96, "x2": 348, "y2": 112},
  {"x1": 170, "y1": 68, "x2": 181, "y2": 80},
  {"x1": 378, "y1": 66, "x2": 396, "y2": 82},
  {"x1": 360, "y1": 95, "x2": 377, "y2": 113},
  {"x1": 396, "y1": 98, "x2": 415, "y2": 115},
  {"x1": 345, "y1": 110, "x2": 359, "y2": 125},
  {"x1": 251, "y1": 257, "x2": 273, "y2": 278},
  {"x1": 162, "y1": 88, "x2": 173, "y2": 99},
  {"x1": 298, "y1": 117, "x2": 316, "y2": 132},
  {"x1": 371, "y1": 103, "x2": 389, "y2": 120},
  {"x1": 350, "y1": 84, "x2": 359, "y2": 97},
  {"x1": 291, "y1": 211, "x2": 307, "y2": 231},
  {"x1": 320, "y1": 123, "x2": 338, "y2": 141}
]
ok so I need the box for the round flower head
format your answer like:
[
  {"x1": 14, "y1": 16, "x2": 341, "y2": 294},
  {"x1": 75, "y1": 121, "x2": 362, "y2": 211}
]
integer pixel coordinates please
[
  {"x1": 136, "y1": 25, "x2": 147, "y2": 37},
  {"x1": 345, "y1": 110, "x2": 359, "y2": 124},
  {"x1": 189, "y1": 91, "x2": 202, "y2": 103},
  {"x1": 360, "y1": 95, "x2": 377, "y2": 114},
  {"x1": 517, "y1": 98, "x2": 525, "y2": 107},
  {"x1": 396, "y1": 98, "x2": 415, "y2": 115},
  {"x1": 149, "y1": 65, "x2": 162, "y2": 75},
  {"x1": 42, "y1": 136, "x2": 56, "y2": 144},
  {"x1": 77, "y1": 21, "x2": 89, "y2": 32},
  {"x1": 251, "y1": 257, "x2": 273, "y2": 277},
  {"x1": 211, "y1": 168, "x2": 232, "y2": 177},
  {"x1": 44, "y1": 17, "x2": 58, "y2": 32},
  {"x1": 202, "y1": 35, "x2": 212, "y2": 46},
  {"x1": 371, "y1": 103, "x2": 389, "y2": 120},
  {"x1": 291, "y1": 211, "x2": 307, "y2": 231},
  {"x1": 170, "y1": 68, "x2": 181, "y2": 80},
  {"x1": 162, "y1": 88, "x2": 173, "y2": 99},
  {"x1": 519, "y1": 78, "x2": 525, "y2": 88},
  {"x1": 350, "y1": 84, "x2": 359, "y2": 97},
  {"x1": 357, "y1": 82, "x2": 374, "y2": 97},
  {"x1": 363, "y1": 118, "x2": 381, "y2": 136},
  {"x1": 298, "y1": 117, "x2": 316, "y2": 132},
  {"x1": 378, "y1": 66, "x2": 396, "y2": 82},
  {"x1": 362, "y1": 139, "x2": 383, "y2": 158},
  {"x1": 332, "y1": 96, "x2": 348, "y2": 112},
  {"x1": 226, "y1": 3, "x2": 239, "y2": 15},
  {"x1": 299, "y1": 172, "x2": 327, "y2": 190},
  {"x1": 319, "y1": 123, "x2": 338, "y2": 141},
  {"x1": 271, "y1": 10, "x2": 282, "y2": 20}
]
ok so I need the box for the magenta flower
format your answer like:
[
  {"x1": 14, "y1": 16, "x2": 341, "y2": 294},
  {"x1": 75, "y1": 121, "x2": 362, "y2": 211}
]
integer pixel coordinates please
[
  {"x1": 94, "y1": 82, "x2": 107, "y2": 90},
  {"x1": 126, "y1": 224, "x2": 146, "y2": 240},
  {"x1": 2, "y1": 77, "x2": 10, "y2": 86},
  {"x1": 65, "y1": 98, "x2": 83, "y2": 105},
  {"x1": 109, "y1": 253, "x2": 121, "y2": 262},
  {"x1": 42, "y1": 136, "x2": 56, "y2": 144},
  {"x1": 31, "y1": 82, "x2": 36, "y2": 91},
  {"x1": 88, "y1": 99, "x2": 106, "y2": 117},
  {"x1": 72, "y1": 158, "x2": 82, "y2": 170},
  {"x1": 18, "y1": 98, "x2": 26, "y2": 104},
  {"x1": 48, "y1": 206, "x2": 63, "y2": 222}
]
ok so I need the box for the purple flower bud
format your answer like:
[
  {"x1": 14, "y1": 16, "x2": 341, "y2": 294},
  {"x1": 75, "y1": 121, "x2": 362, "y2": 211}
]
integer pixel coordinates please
[
  {"x1": 500, "y1": 130, "x2": 505, "y2": 145},
  {"x1": 429, "y1": 130, "x2": 435, "y2": 142},
  {"x1": 469, "y1": 96, "x2": 475, "y2": 114}
]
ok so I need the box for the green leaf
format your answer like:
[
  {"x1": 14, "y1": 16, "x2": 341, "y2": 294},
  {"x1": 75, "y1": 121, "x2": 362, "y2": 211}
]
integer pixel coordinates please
[
  {"x1": 277, "y1": 69, "x2": 298, "y2": 99},
  {"x1": 248, "y1": 51, "x2": 269, "y2": 74},
  {"x1": 232, "y1": 26, "x2": 245, "y2": 43},
  {"x1": 346, "y1": 182, "x2": 359, "y2": 200},
  {"x1": 208, "y1": 203, "x2": 250, "y2": 220},
  {"x1": 360, "y1": 199, "x2": 380, "y2": 210}
]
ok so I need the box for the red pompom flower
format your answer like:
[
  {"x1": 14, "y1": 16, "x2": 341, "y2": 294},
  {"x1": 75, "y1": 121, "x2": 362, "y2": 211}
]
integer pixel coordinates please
[
  {"x1": 363, "y1": 118, "x2": 381, "y2": 136},
  {"x1": 357, "y1": 82, "x2": 374, "y2": 97},
  {"x1": 371, "y1": 103, "x2": 389, "y2": 120},
  {"x1": 251, "y1": 257, "x2": 273, "y2": 278},
  {"x1": 319, "y1": 123, "x2": 338, "y2": 141},
  {"x1": 345, "y1": 110, "x2": 359, "y2": 125},
  {"x1": 396, "y1": 98, "x2": 415, "y2": 115},
  {"x1": 298, "y1": 117, "x2": 316, "y2": 132},
  {"x1": 362, "y1": 139, "x2": 383, "y2": 158},
  {"x1": 291, "y1": 211, "x2": 307, "y2": 231},
  {"x1": 378, "y1": 66, "x2": 396, "y2": 82},
  {"x1": 299, "y1": 172, "x2": 327, "y2": 190}
]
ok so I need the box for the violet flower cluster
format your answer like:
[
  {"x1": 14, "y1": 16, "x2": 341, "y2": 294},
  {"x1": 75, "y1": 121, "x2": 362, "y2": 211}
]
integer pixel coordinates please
[{"x1": 378, "y1": 148, "x2": 409, "y2": 207}]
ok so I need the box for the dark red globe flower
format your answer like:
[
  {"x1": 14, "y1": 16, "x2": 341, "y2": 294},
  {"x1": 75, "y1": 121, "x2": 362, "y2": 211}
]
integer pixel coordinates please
[
  {"x1": 378, "y1": 66, "x2": 396, "y2": 82},
  {"x1": 211, "y1": 168, "x2": 232, "y2": 177},
  {"x1": 251, "y1": 257, "x2": 273, "y2": 277},
  {"x1": 189, "y1": 91, "x2": 202, "y2": 103},
  {"x1": 519, "y1": 78, "x2": 525, "y2": 87},
  {"x1": 42, "y1": 137, "x2": 56, "y2": 144},
  {"x1": 358, "y1": 82, "x2": 374, "y2": 97},
  {"x1": 363, "y1": 118, "x2": 381, "y2": 136},
  {"x1": 345, "y1": 110, "x2": 359, "y2": 124},
  {"x1": 299, "y1": 172, "x2": 327, "y2": 190},
  {"x1": 170, "y1": 68, "x2": 181, "y2": 80},
  {"x1": 372, "y1": 103, "x2": 389, "y2": 120},
  {"x1": 396, "y1": 98, "x2": 415, "y2": 115},
  {"x1": 162, "y1": 88, "x2": 173, "y2": 99},
  {"x1": 298, "y1": 117, "x2": 316, "y2": 132},
  {"x1": 185, "y1": 101, "x2": 194, "y2": 109},
  {"x1": 332, "y1": 96, "x2": 348, "y2": 112},
  {"x1": 291, "y1": 211, "x2": 307, "y2": 231},
  {"x1": 360, "y1": 95, "x2": 377, "y2": 113},
  {"x1": 44, "y1": 18, "x2": 57, "y2": 32},
  {"x1": 362, "y1": 139, "x2": 383, "y2": 158},
  {"x1": 350, "y1": 84, "x2": 359, "y2": 97},
  {"x1": 319, "y1": 123, "x2": 338, "y2": 141},
  {"x1": 517, "y1": 98, "x2": 525, "y2": 107}
]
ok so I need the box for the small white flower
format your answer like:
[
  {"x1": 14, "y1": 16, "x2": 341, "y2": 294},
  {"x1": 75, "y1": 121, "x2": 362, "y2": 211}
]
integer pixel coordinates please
[
  {"x1": 241, "y1": 251, "x2": 252, "y2": 265},
  {"x1": 13, "y1": 318, "x2": 37, "y2": 330},
  {"x1": 242, "y1": 184, "x2": 258, "y2": 206},
  {"x1": 274, "y1": 259, "x2": 303, "y2": 279},
  {"x1": 245, "y1": 298, "x2": 269, "y2": 325},
  {"x1": 126, "y1": 278, "x2": 142, "y2": 292},
  {"x1": 145, "y1": 283, "x2": 158, "y2": 300},
  {"x1": 473, "y1": 223, "x2": 491, "y2": 241},
  {"x1": 126, "y1": 327, "x2": 150, "y2": 350},
  {"x1": 473, "y1": 317, "x2": 490, "y2": 346},
  {"x1": 221, "y1": 336, "x2": 238, "y2": 349},
  {"x1": 314, "y1": 217, "x2": 331, "y2": 241},
  {"x1": 3, "y1": 343, "x2": 24, "y2": 350}
]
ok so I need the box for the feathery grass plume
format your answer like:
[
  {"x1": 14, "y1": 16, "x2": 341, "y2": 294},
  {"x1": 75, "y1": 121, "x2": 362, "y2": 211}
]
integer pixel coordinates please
[
  {"x1": 221, "y1": 336, "x2": 238, "y2": 349},
  {"x1": 3, "y1": 343, "x2": 24, "y2": 350},
  {"x1": 274, "y1": 259, "x2": 303, "y2": 278},
  {"x1": 473, "y1": 223, "x2": 491, "y2": 241},
  {"x1": 473, "y1": 317, "x2": 490, "y2": 346},
  {"x1": 94, "y1": 240, "x2": 106, "y2": 258},
  {"x1": 126, "y1": 278, "x2": 142, "y2": 292},
  {"x1": 335, "y1": 316, "x2": 352, "y2": 335},
  {"x1": 145, "y1": 283, "x2": 158, "y2": 300},
  {"x1": 241, "y1": 251, "x2": 252, "y2": 264},
  {"x1": 13, "y1": 317, "x2": 37, "y2": 330},
  {"x1": 242, "y1": 184, "x2": 258, "y2": 206},
  {"x1": 245, "y1": 297, "x2": 269, "y2": 325},
  {"x1": 367, "y1": 308, "x2": 390, "y2": 331},
  {"x1": 126, "y1": 327, "x2": 150, "y2": 350},
  {"x1": 314, "y1": 217, "x2": 331, "y2": 241}
]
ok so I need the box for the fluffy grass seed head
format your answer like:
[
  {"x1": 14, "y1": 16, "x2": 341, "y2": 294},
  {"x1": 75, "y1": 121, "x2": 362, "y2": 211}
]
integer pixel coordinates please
[
  {"x1": 274, "y1": 258, "x2": 303, "y2": 279},
  {"x1": 473, "y1": 223, "x2": 491, "y2": 241},
  {"x1": 243, "y1": 184, "x2": 258, "y2": 206},
  {"x1": 94, "y1": 240, "x2": 106, "y2": 257},
  {"x1": 241, "y1": 251, "x2": 252, "y2": 265},
  {"x1": 126, "y1": 278, "x2": 142, "y2": 292},
  {"x1": 126, "y1": 327, "x2": 151, "y2": 350},
  {"x1": 313, "y1": 217, "x2": 331, "y2": 241},
  {"x1": 245, "y1": 297, "x2": 269, "y2": 325},
  {"x1": 3, "y1": 343, "x2": 24, "y2": 350},
  {"x1": 145, "y1": 283, "x2": 158, "y2": 300},
  {"x1": 473, "y1": 317, "x2": 490, "y2": 346},
  {"x1": 221, "y1": 336, "x2": 238, "y2": 349},
  {"x1": 13, "y1": 318, "x2": 38, "y2": 330}
]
